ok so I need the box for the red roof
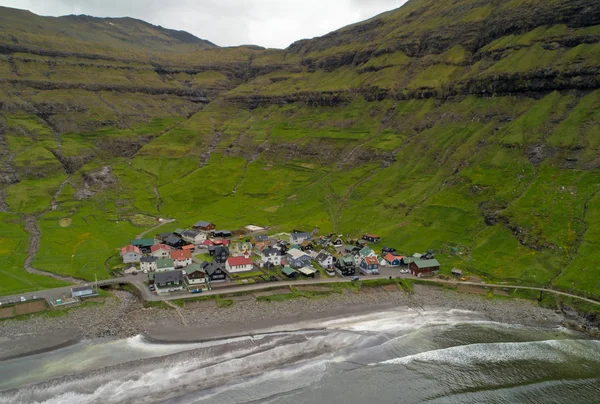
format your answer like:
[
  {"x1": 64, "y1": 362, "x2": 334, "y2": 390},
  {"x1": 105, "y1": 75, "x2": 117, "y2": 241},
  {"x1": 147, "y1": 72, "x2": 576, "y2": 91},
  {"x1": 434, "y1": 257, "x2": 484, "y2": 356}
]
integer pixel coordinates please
[
  {"x1": 182, "y1": 244, "x2": 195, "y2": 250},
  {"x1": 227, "y1": 256, "x2": 253, "y2": 267},
  {"x1": 213, "y1": 239, "x2": 230, "y2": 246},
  {"x1": 151, "y1": 244, "x2": 170, "y2": 253},
  {"x1": 385, "y1": 253, "x2": 401, "y2": 262},
  {"x1": 170, "y1": 249, "x2": 191, "y2": 261},
  {"x1": 121, "y1": 245, "x2": 141, "y2": 255},
  {"x1": 202, "y1": 239, "x2": 214, "y2": 246},
  {"x1": 364, "y1": 234, "x2": 380, "y2": 238},
  {"x1": 364, "y1": 256, "x2": 379, "y2": 265}
]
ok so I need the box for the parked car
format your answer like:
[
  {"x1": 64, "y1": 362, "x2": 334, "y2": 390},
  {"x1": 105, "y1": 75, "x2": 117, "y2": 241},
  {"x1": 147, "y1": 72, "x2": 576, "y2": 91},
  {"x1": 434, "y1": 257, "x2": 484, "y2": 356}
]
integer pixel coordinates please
[
  {"x1": 20, "y1": 296, "x2": 26, "y2": 302},
  {"x1": 351, "y1": 276, "x2": 360, "y2": 281},
  {"x1": 143, "y1": 269, "x2": 149, "y2": 274},
  {"x1": 190, "y1": 289, "x2": 203, "y2": 294},
  {"x1": 400, "y1": 269, "x2": 409, "y2": 274},
  {"x1": 149, "y1": 284, "x2": 155, "y2": 291}
]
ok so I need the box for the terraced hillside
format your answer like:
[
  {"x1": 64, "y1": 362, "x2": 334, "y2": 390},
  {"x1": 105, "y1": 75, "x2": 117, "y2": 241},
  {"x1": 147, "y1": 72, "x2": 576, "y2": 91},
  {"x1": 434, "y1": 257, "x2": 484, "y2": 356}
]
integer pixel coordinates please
[{"x1": 0, "y1": 0, "x2": 599, "y2": 298}]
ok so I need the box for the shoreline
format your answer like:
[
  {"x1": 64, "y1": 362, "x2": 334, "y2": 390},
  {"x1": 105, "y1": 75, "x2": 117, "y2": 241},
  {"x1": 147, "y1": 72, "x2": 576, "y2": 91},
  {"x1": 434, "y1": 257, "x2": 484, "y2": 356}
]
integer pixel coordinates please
[{"x1": 0, "y1": 284, "x2": 586, "y2": 360}]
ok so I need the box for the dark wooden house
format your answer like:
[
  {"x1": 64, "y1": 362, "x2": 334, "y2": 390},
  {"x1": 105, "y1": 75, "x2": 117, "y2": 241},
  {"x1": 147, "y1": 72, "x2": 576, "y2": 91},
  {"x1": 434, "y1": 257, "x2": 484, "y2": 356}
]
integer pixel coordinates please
[{"x1": 410, "y1": 259, "x2": 440, "y2": 278}]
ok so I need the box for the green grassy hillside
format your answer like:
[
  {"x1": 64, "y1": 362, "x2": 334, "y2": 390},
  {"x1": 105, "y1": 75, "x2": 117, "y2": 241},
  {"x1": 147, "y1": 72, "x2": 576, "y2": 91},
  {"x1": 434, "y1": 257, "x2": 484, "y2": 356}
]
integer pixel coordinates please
[{"x1": 0, "y1": 0, "x2": 598, "y2": 299}]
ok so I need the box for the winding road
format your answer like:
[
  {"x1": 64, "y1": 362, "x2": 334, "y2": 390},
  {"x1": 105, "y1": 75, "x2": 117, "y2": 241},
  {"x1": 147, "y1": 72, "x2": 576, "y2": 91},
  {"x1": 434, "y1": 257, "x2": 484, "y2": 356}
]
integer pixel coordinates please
[{"x1": 3, "y1": 270, "x2": 598, "y2": 308}]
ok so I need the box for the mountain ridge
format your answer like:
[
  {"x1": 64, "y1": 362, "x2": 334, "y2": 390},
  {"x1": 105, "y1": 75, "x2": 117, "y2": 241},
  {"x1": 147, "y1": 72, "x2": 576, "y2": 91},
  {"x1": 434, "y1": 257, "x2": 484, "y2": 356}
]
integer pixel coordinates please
[{"x1": 0, "y1": 0, "x2": 599, "y2": 303}]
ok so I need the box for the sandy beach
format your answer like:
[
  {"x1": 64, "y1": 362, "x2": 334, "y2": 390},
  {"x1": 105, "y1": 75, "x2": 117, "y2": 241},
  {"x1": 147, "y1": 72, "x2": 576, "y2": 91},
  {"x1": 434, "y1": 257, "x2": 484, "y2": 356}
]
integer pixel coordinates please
[{"x1": 0, "y1": 284, "x2": 572, "y2": 361}]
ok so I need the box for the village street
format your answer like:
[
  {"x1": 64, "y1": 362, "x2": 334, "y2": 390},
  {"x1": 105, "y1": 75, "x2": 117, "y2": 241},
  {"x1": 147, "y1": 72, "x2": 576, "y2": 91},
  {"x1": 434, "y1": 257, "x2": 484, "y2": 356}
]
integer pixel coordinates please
[{"x1": 4, "y1": 269, "x2": 599, "y2": 307}]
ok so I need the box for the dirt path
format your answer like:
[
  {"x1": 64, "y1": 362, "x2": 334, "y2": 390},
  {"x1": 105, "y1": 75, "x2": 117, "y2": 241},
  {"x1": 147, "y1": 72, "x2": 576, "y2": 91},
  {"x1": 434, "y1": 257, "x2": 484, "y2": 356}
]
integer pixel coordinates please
[
  {"x1": 23, "y1": 215, "x2": 83, "y2": 284},
  {"x1": 164, "y1": 300, "x2": 188, "y2": 326},
  {"x1": 136, "y1": 218, "x2": 175, "y2": 239},
  {"x1": 0, "y1": 189, "x2": 9, "y2": 213}
]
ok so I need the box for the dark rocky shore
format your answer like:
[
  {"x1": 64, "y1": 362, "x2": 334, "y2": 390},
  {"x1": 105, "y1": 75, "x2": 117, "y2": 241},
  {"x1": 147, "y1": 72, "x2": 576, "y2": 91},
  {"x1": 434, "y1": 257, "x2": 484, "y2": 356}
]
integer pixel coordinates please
[{"x1": 0, "y1": 284, "x2": 574, "y2": 360}]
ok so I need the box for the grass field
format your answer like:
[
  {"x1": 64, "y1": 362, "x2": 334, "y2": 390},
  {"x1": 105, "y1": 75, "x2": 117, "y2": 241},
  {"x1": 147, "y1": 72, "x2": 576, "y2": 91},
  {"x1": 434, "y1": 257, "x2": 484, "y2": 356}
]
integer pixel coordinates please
[{"x1": 0, "y1": 4, "x2": 599, "y2": 299}]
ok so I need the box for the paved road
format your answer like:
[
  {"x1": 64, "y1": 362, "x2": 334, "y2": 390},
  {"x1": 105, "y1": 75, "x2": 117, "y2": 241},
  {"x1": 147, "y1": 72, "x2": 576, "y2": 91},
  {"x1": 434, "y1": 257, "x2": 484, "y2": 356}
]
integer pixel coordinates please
[{"x1": 2, "y1": 269, "x2": 599, "y2": 307}]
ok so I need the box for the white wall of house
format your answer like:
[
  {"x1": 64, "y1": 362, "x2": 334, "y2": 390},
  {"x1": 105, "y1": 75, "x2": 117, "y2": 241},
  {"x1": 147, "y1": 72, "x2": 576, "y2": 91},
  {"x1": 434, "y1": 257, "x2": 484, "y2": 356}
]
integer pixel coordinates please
[
  {"x1": 186, "y1": 277, "x2": 206, "y2": 285},
  {"x1": 156, "y1": 266, "x2": 175, "y2": 272},
  {"x1": 156, "y1": 285, "x2": 183, "y2": 294},
  {"x1": 184, "y1": 233, "x2": 207, "y2": 244},
  {"x1": 122, "y1": 252, "x2": 142, "y2": 263},
  {"x1": 318, "y1": 256, "x2": 334, "y2": 268},
  {"x1": 174, "y1": 258, "x2": 192, "y2": 268},
  {"x1": 262, "y1": 253, "x2": 282, "y2": 266},
  {"x1": 151, "y1": 249, "x2": 170, "y2": 258},
  {"x1": 226, "y1": 263, "x2": 254, "y2": 273},
  {"x1": 141, "y1": 261, "x2": 157, "y2": 272}
]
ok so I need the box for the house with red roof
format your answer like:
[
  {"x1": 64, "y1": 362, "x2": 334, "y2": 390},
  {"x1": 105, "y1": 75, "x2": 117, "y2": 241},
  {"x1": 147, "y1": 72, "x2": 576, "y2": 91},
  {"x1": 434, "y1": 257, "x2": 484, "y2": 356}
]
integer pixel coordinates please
[
  {"x1": 359, "y1": 256, "x2": 380, "y2": 274},
  {"x1": 384, "y1": 254, "x2": 404, "y2": 267},
  {"x1": 120, "y1": 245, "x2": 142, "y2": 264},
  {"x1": 225, "y1": 256, "x2": 254, "y2": 273},
  {"x1": 150, "y1": 244, "x2": 171, "y2": 258},
  {"x1": 170, "y1": 249, "x2": 192, "y2": 268}
]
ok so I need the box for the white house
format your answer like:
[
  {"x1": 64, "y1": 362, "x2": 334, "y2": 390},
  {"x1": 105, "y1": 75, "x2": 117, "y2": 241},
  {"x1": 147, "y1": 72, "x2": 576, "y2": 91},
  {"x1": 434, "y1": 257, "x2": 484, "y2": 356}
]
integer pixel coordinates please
[
  {"x1": 156, "y1": 258, "x2": 175, "y2": 272},
  {"x1": 316, "y1": 251, "x2": 334, "y2": 269},
  {"x1": 151, "y1": 244, "x2": 171, "y2": 258},
  {"x1": 155, "y1": 270, "x2": 185, "y2": 294},
  {"x1": 261, "y1": 247, "x2": 283, "y2": 266},
  {"x1": 182, "y1": 230, "x2": 207, "y2": 245},
  {"x1": 226, "y1": 256, "x2": 254, "y2": 273},
  {"x1": 185, "y1": 264, "x2": 209, "y2": 290},
  {"x1": 120, "y1": 245, "x2": 142, "y2": 264},
  {"x1": 290, "y1": 231, "x2": 311, "y2": 245},
  {"x1": 140, "y1": 256, "x2": 158, "y2": 272},
  {"x1": 170, "y1": 249, "x2": 192, "y2": 268}
]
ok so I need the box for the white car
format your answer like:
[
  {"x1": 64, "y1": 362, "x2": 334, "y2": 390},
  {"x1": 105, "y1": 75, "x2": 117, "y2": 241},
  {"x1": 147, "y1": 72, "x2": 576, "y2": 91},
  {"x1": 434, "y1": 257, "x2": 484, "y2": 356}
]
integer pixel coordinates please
[
  {"x1": 143, "y1": 269, "x2": 149, "y2": 274},
  {"x1": 20, "y1": 296, "x2": 26, "y2": 302},
  {"x1": 400, "y1": 269, "x2": 409, "y2": 274}
]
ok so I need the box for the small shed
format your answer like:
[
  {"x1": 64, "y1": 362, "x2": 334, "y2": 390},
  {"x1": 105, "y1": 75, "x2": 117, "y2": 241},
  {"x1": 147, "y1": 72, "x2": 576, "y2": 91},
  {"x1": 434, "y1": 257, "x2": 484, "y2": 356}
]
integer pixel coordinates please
[
  {"x1": 71, "y1": 285, "x2": 96, "y2": 298},
  {"x1": 282, "y1": 266, "x2": 299, "y2": 279},
  {"x1": 451, "y1": 268, "x2": 464, "y2": 277},
  {"x1": 297, "y1": 266, "x2": 317, "y2": 278},
  {"x1": 362, "y1": 234, "x2": 381, "y2": 242}
]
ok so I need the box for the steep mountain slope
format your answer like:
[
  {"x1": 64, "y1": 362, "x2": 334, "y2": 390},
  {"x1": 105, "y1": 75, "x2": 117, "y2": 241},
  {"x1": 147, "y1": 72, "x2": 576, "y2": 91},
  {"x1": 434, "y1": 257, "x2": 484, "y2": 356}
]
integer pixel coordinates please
[
  {"x1": 0, "y1": 0, "x2": 598, "y2": 300},
  {"x1": 0, "y1": 6, "x2": 216, "y2": 57}
]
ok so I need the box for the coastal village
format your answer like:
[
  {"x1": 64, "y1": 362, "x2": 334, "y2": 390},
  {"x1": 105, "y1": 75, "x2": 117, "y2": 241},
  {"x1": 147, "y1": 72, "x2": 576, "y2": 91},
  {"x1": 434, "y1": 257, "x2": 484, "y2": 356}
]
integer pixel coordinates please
[{"x1": 118, "y1": 220, "x2": 442, "y2": 296}]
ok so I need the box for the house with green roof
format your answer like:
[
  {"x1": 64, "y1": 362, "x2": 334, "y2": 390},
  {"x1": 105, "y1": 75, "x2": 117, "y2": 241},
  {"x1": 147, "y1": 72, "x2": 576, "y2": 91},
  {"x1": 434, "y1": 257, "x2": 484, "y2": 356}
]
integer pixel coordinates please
[
  {"x1": 409, "y1": 259, "x2": 440, "y2": 278},
  {"x1": 281, "y1": 266, "x2": 298, "y2": 279},
  {"x1": 156, "y1": 258, "x2": 175, "y2": 272},
  {"x1": 131, "y1": 238, "x2": 154, "y2": 253}
]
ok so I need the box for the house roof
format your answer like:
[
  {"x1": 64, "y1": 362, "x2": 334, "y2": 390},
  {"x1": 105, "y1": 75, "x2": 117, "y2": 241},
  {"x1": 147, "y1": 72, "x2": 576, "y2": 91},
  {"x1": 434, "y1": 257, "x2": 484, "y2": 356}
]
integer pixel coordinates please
[
  {"x1": 151, "y1": 244, "x2": 171, "y2": 253},
  {"x1": 72, "y1": 285, "x2": 94, "y2": 293},
  {"x1": 363, "y1": 256, "x2": 379, "y2": 265},
  {"x1": 186, "y1": 263, "x2": 206, "y2": 275},
  {"x1": 263, "y1": 247, "x2": 282, "y2": 256},
  {"x1": 297, "y1": 266, "x2": 317, "y2": 276},
  {"x1": 174, "y1": 228, "x2": 185, "y2": 235},
  {"x1": 155, "y1": 270, "x2": 184, "y2": 284},
  {"x1": 384, "y1": 253, "x2": 401, "y2": 263},
  {"x1": 157, "y1": 258, "x2": 175, "y2": 269},
  {"x1": 403, "y1": 257, "x2": 418, "y2": 264},
  {"x1": 414, "y1": 259, "x2": 440, "y2": 269},
  {"x1": 194, "y1": 220, "x2": 213, "y2": 228},
  {"x1": 227, "y1": 256, "x2": 253, "y2": 267},
  {"x1": 182, "y1": 230, "x2": 199, "y2": 238},
  {"x1": 359, "y1": 247, "x2": 374, "y2": 257},
  {"x1": 141, "y1": 256, "x2": 158, "y2": 263},
  {"x1": 254, "y1": 234, "x2": 268, "y2": 242},
  {"x1": 291, "y1": 232, "x2": 311, "y2": 241},
  {"x1": 282, "y1": 266, "x2": 297, "y2": 276},
  {"x1": 170, "y1": 249, "x2": 191, "y2": 261},
  {"x1": 182, "y1": 244, "x2": 195, "y2": 250},
  {"x1": 364, "y1": 234, "x2": 380, "y2": 238},
  {"x1": 165, "y1": 234, "x2": 182, "y2": 244},
  {"x1": 340, "y1": 255, "x2": 355, "y2": 264},
  {"x1": 316, "y1": 251, "x2": 332, "y2": 262},
  {"x1": 287, "y1": 248, "x2": 309, "y2": 260},
  {"x1": 206, "y1": 262, "x2": 225, "y2": 275},
  {"x1": 130, "y1": 238, "x2": 154, "y2": 247},
  {"x1": 121, "y1": 245, "x2": 141, "y2": 255}
]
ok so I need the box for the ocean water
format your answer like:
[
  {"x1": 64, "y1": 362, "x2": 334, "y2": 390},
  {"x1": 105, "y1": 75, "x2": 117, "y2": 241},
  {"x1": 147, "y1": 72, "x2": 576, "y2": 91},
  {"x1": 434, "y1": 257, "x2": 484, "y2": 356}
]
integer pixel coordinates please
[{"x1": 1, "y1": 308, "x2": 599, "y2": 404}]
